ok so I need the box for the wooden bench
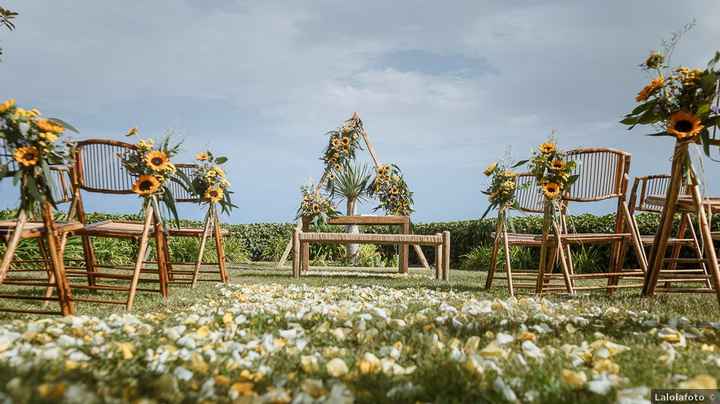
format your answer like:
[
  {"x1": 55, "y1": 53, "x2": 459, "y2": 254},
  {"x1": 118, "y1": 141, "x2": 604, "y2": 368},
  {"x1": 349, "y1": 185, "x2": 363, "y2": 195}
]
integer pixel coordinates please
[{"x1": 292, "y1": 230, "x2": 450, "y2": 280}]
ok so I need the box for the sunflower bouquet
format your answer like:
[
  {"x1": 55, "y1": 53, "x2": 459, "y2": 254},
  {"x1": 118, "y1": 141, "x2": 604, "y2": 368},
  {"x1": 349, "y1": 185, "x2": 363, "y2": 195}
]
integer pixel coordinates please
[
  {"x1": 368, "y1": 163, "x2": 414, "y2": 216},
  {"x1": 296, "y1": 184, "x2": 339, "y2": 226},
  {"x1": 120, "y1": 134, "x2": 182, "y2": 223},
  {"x1": 621, "y1": 49, "x2": 720, "y2": 151},
  {"x1": 0, "y1": 98, "x2": 78, "y2": 215},
  {"x1": 480, "y1": 161, "x2": 517, "y2": 219},
  {"x1": 321, "y1": 114, "x2": 364, "y2": 186},
  {"x1": 525, "y1": 140, "x2": 577, "y2": 202},
  {"x1": 179, "y1": 150, "x2": 237, "y2": 215}
]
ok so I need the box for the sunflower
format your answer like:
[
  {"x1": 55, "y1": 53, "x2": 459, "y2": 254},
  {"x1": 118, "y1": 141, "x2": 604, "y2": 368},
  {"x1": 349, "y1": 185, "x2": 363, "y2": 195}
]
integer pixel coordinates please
[
  {"x1": 501, "y1": 180, "x2": 516, "y2": 192},
  {"x1": 550, "y1": 159, "x2": 566, "y2": 171},
  {"x1": 312, "y1": 204, "x2": 321, "y2": 213},
  {"x1": 543, "y1": 182, "x2": 562, "y2": 199},
  {"x1": 342, "y1": 126, "x2": 353, "y2": 136},
  {"x1": 204, "y1": 187, "x2": 224, "y2": 203},
  {"x1": 333, "y1": 163, "x2": 342, "y2": 172},
  {"x1": 132, "y1": 175, "x2": 161, "y2": 196},
  {"x1": 13, "y1": 146, "x2": 40, "y2": 167},
  {"x1": 341, "y1": 137, "x2": 351, "y2": 146},
  {"x1": 501, "y1": 170, "x2": 516, "y2": 178},
  {"x1": 34, "y1": 119, "x2": 65, "y2": 134},
  {"x1": 331, "y1": 137, "x2": 341, "y2": 148},
  {"x1": 145, "y1": 151, "x2": 171, "y2": 171},
  {"x1": 195, "y1": 151, "x2": 209, "y2": 161},
  {"x1": 539, "y1": 142, "x2": 556, "y2": 154},
  {"x1": 390, "y1": 186, "x2": 399, "y2": 195},
  {"x1": 39, "y1": 132, "x2": 59, "y2": 143},
  {"x1": 667, "y1": 111, "x2": 704, "y2": 140},
  {"x1": 644, "y1": 51, "x2": 664, "y2": 69},
  {"x1": 137, "y1": 139, "x2": 154, "y2": 150},
  {"x1": 126, "y1": 127, "x2": 139, "y2": 137},
  {"x1": 0, "y1": 99, "x2": 15, "y2": 114},
  {"x1": 483, "y1": 162, "x2": 498, "y2": 176},
  {"x1": 635, "y1": 77, "x2": 664, "y2": 102}
]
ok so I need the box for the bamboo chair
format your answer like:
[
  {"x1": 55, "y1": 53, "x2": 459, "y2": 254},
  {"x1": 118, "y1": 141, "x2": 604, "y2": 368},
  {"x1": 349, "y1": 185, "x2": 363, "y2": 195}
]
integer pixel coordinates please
[
  {"x1": 540, "y1": 147, "x2": 646, "y2": 294},
  {"x1": 628, "y1": 175, "x2": 710, "y2": 288},
  {"x1": 163, "y1": 163, "x2": 229, "y2": 287},
  {"x1": 485, "y1": 173, "x2": 568, "y2": 295},
  {"x1": 69, "y1": 139, "x2": 170, "y2": 311},
  {"x1": 0, "y1": 162, "x2": 79, "y2": 315}
]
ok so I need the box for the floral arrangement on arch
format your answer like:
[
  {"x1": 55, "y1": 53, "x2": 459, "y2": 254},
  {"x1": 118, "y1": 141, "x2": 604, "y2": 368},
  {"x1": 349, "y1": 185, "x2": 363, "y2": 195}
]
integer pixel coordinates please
[
  {"x1": 0, "y1": 98, "x2": 78, "y2": 215},
  {"x1": 296, "y1": 183, "x2": 339, "y2": 226},
  {"x1": 621, "y1": 43, "x2": 720, "y2": 152},
  {"x1": 120, "y1": 132, "x2": 182, "y2": 223},
  {"x1": 178, "y1": 150, "x2": 237, "y2": 215},
  {"x1": 368, "y1": 163, "x2": 414, "y2": 216},
  {"x1": 480, "y1": 161, "x2": 517, "y2": 219},
  {"x1": 321, "y1": 114, "x2": 364, "y2": 188},
  {"x1": 521, "y1": 140, "x2": 577, "y2": 202}
]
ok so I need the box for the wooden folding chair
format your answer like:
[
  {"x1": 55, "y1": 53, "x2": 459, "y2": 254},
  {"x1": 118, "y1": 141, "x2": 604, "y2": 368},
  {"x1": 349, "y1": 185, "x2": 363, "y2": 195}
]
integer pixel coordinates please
[
  {"x1": 485, "y1": 173, "x2": 568, "y2": 295},
  {"x1": 69, "y1": 139, "x2": 170, "y2": 311},
  {"x1": 628, "y1": 175, "x2": 710, "y2": 288},
  {"x1": 0, "y1": 162, "x2": 80, "y2": 315},
  {"x1": 540, "y1": 147, "x2": 646, "y2": 294},
  {"x1": 163, "y1": 163, "x2": 229, "y2": 287}
]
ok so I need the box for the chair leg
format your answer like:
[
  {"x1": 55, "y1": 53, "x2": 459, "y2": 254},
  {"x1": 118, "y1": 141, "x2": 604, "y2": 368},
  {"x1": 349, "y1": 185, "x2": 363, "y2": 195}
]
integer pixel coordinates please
[
  {"x1": 434, "y1": 239, "x2": 442, "y2": 280},
  {"x1": 212, "y1": 207, "x2": 229, "y2": 283},
  {"x1": 154, "y1": 223, "x2": 169, "y2": 300},
  {"x1": 41, "y1": 203, "x2": 74, "y2": 316},
  {"x1": 485, "y1": 234, "x2": 501, "y2": 289},
  {"x1": 501, "y1": 233, "x2": 514, "y2": 297},
  {"x1": 0, "y1": 212, "x2": 26, "y2": 283},
  {"x1": 126, "y1": 206, "x2": 154, "y2": 311},
  {"x1": 686, "y1": 213, "x2": 712, "y2": 289},
  {"x1": 191, "y1": 212, "x2": 213, "y2": 288}
]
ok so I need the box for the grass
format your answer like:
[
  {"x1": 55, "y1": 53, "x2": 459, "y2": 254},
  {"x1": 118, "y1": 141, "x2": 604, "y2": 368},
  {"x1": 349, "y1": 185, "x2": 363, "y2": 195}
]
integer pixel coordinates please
[{"x1": 0, "y1": 264, "x2": 718, "y2": 403}]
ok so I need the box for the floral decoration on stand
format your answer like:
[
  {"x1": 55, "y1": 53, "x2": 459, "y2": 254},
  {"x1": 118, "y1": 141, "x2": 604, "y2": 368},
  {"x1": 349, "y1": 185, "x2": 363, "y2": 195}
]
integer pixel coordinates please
[
  {"x1": 296, "y1": 183, "x2": 339, "y2": 226},
  {"x1": 0, "y1": 98, "x2": 78, "y2": 215},
  {"x1": 368, "y1": 164, "x2": 414, "y2": 216},
  {"x1": 321, "y1": 115, "x2": 364, "y2": 189},
  {"x1": 480, "y1": 161, "x2": 517, "y2": 219},
  {"x1": 121, "y1": 133, "x2": 182, "y2": 224},
  {"x1": 526, "y1": 140, "x2": 577, "y2": 203},
  {"x1": 621, "y1": 46, "x2": 720, "y2": 156},
  {"x1": 178, "y1": 150, "x2": 237, "y2": 215}
]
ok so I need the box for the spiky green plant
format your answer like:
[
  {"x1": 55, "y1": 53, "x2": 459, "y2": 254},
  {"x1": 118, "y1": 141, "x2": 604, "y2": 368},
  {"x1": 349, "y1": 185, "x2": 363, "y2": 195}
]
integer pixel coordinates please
[{"x1": 326, "y1": 161, "x2": 372, "y2": 264}]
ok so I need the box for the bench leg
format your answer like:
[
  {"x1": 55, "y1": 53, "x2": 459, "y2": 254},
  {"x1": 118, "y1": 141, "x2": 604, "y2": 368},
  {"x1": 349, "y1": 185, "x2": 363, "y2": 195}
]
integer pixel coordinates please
[
  {"x1": 292, "y1": 231, "x2": 300, "y2": 278},
  {"x1": 443, "y1": 231, "x2": 451, "y2": 281},
  {"x1": 434, "y1": 236, "x2": 442, "y2": 280}
]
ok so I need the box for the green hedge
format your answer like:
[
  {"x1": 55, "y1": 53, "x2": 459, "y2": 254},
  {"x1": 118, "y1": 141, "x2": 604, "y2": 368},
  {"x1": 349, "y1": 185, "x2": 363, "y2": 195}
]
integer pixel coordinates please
[{"x1": 0, "y1": 210, "x2": 708, "y2": 271}]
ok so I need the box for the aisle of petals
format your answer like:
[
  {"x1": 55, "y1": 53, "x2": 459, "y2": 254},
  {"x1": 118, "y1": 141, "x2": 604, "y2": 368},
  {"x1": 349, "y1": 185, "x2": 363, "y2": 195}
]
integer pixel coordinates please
[{"x1": 0, "y1": 284, "x2": 718, "y2": 403}]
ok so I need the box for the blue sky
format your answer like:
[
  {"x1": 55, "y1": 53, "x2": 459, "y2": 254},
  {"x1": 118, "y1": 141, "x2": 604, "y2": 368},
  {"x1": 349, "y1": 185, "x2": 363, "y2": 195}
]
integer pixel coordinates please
[{"x1": 1, "y1": 1, "x2": 720, "y2": 223}]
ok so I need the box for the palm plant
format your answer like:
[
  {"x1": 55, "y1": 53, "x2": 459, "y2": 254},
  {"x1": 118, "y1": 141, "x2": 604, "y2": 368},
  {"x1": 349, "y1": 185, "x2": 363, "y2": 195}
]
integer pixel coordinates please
[{"x1": 326, "y1": 161, "x2": 372, "y2": 264}]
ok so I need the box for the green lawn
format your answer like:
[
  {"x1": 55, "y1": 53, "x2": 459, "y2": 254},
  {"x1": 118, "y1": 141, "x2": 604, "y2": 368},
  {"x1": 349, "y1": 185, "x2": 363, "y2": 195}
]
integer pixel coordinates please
[{"x1": 0, "y1": 264, "x2": 718, "y2": 403}]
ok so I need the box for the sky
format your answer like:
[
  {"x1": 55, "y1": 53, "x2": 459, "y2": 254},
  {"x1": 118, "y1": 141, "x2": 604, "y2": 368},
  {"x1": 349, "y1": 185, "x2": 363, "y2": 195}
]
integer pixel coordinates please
[{"x1": 1, "y1": 1, "x2": 720, "y2": 223}]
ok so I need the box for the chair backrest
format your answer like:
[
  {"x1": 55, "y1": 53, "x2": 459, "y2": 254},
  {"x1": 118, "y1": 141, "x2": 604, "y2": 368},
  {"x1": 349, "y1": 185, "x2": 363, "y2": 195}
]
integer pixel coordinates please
[
  {"x1": 629, "y1": 174, "x2": 672, "y2": 214},
  {"x1": 512, "y1": 172, "x2": 544, "y2": 214},
  {"x1": 49, "y1": 165, "x2": 74, "y2": 205},
  {"x1": 168, "y1": 163, "x2": 200, "y2": 203},
  {"x1": 564, "y1": 147, "x2": 631, "y2": 202},
  {"x1": 73, "y1": 139, "x2": 137, "y2": 194}
]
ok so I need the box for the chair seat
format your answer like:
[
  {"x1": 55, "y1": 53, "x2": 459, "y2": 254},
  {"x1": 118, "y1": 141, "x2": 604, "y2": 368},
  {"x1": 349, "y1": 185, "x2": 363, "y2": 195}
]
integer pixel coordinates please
[
  {"x1": 0, "y1": 220, "x2": 83, "y2": 239},
  {"x1": 168, "y1": 227, "x2": 229, "y2": 237},
  {"x1": 79, "y1": 221, "x2": 150, "y2": 237},
  {"x1": 560, "y1": 233, "x2": 631, "y2": 243},
  {"x1": 639, "y1": 234, "x2": 695, "y2": 245},
  {"x1": 502, "y1": 233, "x2": 545, "y2": 246}
]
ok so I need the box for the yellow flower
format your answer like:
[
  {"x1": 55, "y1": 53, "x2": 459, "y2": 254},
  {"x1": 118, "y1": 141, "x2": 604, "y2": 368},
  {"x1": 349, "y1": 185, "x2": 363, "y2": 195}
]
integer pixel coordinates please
[
  {"x1": 667, "y1": 111, "x2": 704, "y2": 140},
  {"x1": 539, "y1": 142, "x2": 556, "y2": 154},
  {"x1": 550, "y1": 159, "x2": 566, "y2": 171},
  {"x1": 126, "y1": 127, "x2": 139, "y2": 136},
  {"x1": 207, "y1": 166, "x2": 225, "y2": 178},
  {"x1": 204, "y1": 187, "x2": 224, "y2": 203},
  {"x1": 132, "y1": 175, "x2": 161, "y2": 196},
  {"x1": 13, "y1": 146, "x2": 40, "y2": 167},
  {"x1": 34, "y1": 119, "x2": 65, "y2": 134},
  {"x1": 681, "y1": 374, "x2": 717, "y2": 389},
  {"x1": 137, "y1": 139, "x2": 154, "y2": 150},
  {"x1": 333, "y1": 163, "x2": 342, "y2": 172},
  {"x1": 341, "y1": 136, "x2": 351, "y2": 146},
  {"x1": 39, "y1": 132, "x2": 59, "y2": 143},
  {"x1": 331, "y1": 137, "x2": 341, "y2": 149},
  {"x1": 502, "y1": 170, "x2": 516, "y2": 178},
  {"x1": 500, "y1": 180, "x2": 515, "y2": 191},
  {"x1": 358, "y1": 353, "x2": 381, "y2": 374},
  {"x1": 195, "y1": 151, "x2": 209, "y2": 161},
  {"x1": 543, "y1": 182, "x2": 561, "y2": 199},
  {"x1": 230, "y1": 382, "x2": 255, "y2": 397},
  {"x1": 483, "y1": 162, "x2": 498, "y2": 176},
  {"x1": 644, "y1": 51, "x2": 664, "y2": 69},
  {"x1": 145, "y1": 151, "x2": 171, "y2": 172},
  {"x1": 37, "y1": 383, "x2": 66, "y2": 400},
  {"x1": 0, "y1": 98, "x2": 15, "y2": 113},
  {"x1": 635, "y1": 76, "x2": 664, "y2": 102}
]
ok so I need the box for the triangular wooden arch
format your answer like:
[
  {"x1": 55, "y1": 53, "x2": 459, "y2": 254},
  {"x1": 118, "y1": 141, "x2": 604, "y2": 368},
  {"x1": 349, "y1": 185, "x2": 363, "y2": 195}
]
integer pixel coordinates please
[{"x1": 277, "y1": 112, "x2": 429, "y2": 269}]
